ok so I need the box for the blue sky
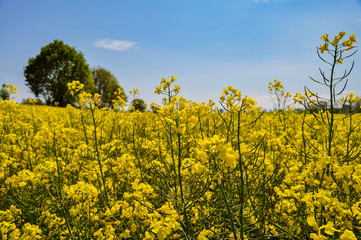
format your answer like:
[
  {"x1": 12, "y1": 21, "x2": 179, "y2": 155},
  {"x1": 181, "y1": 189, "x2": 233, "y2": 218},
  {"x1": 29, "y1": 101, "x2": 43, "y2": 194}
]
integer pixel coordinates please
[{"x1": 0, "y1": 0, "x2": 360, "y2": 109}]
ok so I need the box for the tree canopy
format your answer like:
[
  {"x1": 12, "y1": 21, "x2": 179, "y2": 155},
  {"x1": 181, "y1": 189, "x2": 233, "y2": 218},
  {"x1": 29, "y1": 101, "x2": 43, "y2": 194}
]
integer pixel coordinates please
[
  {"x1": 131, "y1": 98, "x2": 147, "y2": 112},
  {"x1": 91, "y1": 66, "x2": 127, "y2": 108},
  {"x1": 24, "y1": 40, "x2": 94, "y2": 107}
]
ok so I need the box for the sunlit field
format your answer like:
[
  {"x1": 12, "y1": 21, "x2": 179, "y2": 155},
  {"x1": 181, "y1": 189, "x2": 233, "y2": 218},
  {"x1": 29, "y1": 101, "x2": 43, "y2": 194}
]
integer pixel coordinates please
[{"x1": 1, "y1": 32, "x2": 360, "y2": 239}]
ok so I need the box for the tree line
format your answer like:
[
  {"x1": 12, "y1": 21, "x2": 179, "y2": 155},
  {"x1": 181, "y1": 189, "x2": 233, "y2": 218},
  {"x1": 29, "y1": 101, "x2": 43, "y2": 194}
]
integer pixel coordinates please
[{"x1": 1, "y1": 40, "x2": 146, "y2": 111}]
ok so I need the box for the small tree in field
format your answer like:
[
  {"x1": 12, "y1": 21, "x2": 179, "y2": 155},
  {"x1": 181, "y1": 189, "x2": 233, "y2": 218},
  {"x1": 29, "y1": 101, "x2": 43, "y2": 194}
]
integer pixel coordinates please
[
  {"x1": 91, "y1": 66, "x2": 127, "y2": 108},
  {"x1": 131, "y1": 99, "x2": 147, "y2": 112}
]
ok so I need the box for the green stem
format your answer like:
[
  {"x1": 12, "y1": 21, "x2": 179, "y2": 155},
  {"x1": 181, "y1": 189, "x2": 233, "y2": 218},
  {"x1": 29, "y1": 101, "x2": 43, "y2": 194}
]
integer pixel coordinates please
[
  {"x1": 328, "y1": 45, "x2": 338, "y2": 156},
  {"x1": 91, "y1": 107, "x2": 110, "y2": 208},
  {"x1": 237, "y1": 110, "x2": 244, "y2": 240},
  {"x1": 220, "y1": 179, "x2": 238, "y2": 240},
  {"x1": 176, "y1": 119, "x2": 190, "y2": 237},
  {"x1": 133, "y1": 126, "x2": 144, "y2": 182},
  {"x1": 53, "y1": 130, "x2": 73, "y2": 239}
]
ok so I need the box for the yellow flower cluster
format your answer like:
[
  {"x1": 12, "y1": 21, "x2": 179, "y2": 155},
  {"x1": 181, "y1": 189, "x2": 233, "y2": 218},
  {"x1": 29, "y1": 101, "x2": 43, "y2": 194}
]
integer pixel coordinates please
[
  {"x1": 0, "y1": 84, "x2": 18, "y2": 102},
  {"x1": 341, "y1": 93, "x2": 361, "y2": 104},
  {"x1": 129, "y1": 88, "x2": 139, "y2": 95},
  {"x1": 4, "y1": 84, "x2": 17, "y2": 95},
  {"x1": 155, "y1": 76, "x2": 179, "y2": 96},
  {"x1": 219, "y1": 86, "x2": 259, "y2": 112},
  {"x1": 26, "y1": 98, "x2": 37, "y2": 104},
  {"x1": 293, "y1": 92, "x2": 306, "y2": 105},
  {"x1": 268, "y1": 78, "x2": 284, "y2": 92},
  {"x1": 67, "y1": 80, "x2": 84, "y2": 96},
  {"x1": 112, "y1": 88, "x2": 126, "y2": 109},
  {"x1": 268, "y1": 79, "x2": 292, "y2": 111},
  {"x1": 320, "y1": 31, "x2": 357, "y2": 54}
]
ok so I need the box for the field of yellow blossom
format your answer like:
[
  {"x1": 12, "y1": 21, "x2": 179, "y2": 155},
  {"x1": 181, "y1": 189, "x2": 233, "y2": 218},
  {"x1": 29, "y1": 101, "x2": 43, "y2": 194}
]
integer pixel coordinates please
[{"x1": 1, "y1": 32, "x2": 360, "y2": 240}]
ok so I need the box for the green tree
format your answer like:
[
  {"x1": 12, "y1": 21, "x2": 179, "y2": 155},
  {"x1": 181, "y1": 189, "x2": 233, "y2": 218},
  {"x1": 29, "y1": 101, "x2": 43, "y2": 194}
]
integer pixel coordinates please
[
  {"x1": 131, "y1": 98, "x2": 146, "y2": 112},
  {"x1": 91, "y1": 66, "x2": 127, "y2": 107},
  {"x1": 0, "y1": 84, "x2": 10, "y2": 100},
  {"x1": 24, "y1": 40, "x2": 95, "y2": 107}
]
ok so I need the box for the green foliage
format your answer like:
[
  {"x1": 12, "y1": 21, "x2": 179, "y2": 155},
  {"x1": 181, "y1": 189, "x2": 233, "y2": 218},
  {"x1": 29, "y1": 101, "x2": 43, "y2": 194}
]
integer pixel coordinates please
[
  {"x1": 91, "y1": 66, "x2": 127, "y2": 108},
  {"x1": 0, "y1": 84, "x2": 10, "y2": 100},
  {"x1": 24, "y1": 40, "x2": 95, "y2": 107},
  {"x1": 131, "y1": 98, "x2": 146, "y2": 112}
]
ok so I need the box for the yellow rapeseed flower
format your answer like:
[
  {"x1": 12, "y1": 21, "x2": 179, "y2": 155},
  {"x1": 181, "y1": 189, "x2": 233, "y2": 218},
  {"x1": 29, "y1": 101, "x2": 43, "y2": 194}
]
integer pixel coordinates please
[
  {"x1": 340, "y1": 229, "x2": 357, "y2": 240},
  {"x1": 321, "y1": 33, "x2": 329, "y2": 42},
  {"x1": 319, "y1": 43, "x2": 329, "y2": 53}
]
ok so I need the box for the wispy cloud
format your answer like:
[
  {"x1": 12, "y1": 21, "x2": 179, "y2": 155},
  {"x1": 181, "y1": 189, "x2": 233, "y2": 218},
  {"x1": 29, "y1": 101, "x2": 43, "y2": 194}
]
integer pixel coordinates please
[
  {"x1": 93, "y1": 39, "x2": 137, "y2": 51},
  {"x1": 253, "y1": 0, "x2": 269, "y2": 3},
  {"x1": 357, "y1": 19, "x2": 361, "y2": 22}
]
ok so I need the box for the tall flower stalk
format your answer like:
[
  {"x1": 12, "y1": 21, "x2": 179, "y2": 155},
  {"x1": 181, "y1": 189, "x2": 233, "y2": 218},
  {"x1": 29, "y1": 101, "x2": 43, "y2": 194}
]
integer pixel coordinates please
[{"x1": 305, "y1": 31, "x2": 358, "y2": 156}]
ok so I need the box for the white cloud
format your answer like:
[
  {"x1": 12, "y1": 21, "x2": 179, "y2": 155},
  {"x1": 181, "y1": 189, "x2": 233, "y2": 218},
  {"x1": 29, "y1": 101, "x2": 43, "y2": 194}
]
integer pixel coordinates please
[
  {"x1": 93, "y1": 39, "x2": 137, "y2": 51},
  {"x1": 357, "y1": 19, "x2": 361, "y2": 22},
  {"x1": 253, "y1": 0, "x2": 269, "y2": 2}
]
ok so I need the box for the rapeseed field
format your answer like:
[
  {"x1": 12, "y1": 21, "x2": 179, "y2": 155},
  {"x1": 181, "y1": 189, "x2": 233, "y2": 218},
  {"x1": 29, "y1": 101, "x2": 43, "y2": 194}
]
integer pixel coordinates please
[{"x1": 0, "y1": 32, "x2": 360, "y2": 239}]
